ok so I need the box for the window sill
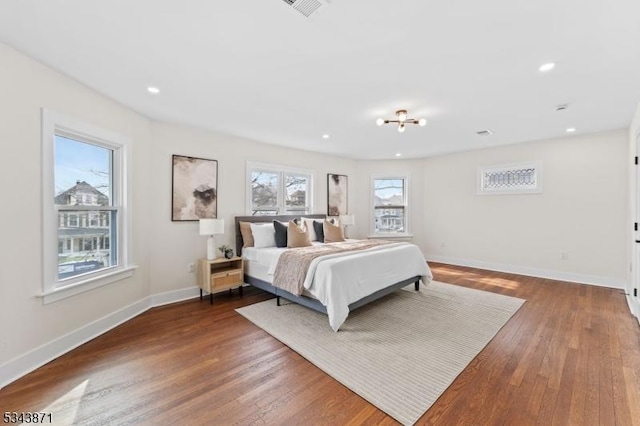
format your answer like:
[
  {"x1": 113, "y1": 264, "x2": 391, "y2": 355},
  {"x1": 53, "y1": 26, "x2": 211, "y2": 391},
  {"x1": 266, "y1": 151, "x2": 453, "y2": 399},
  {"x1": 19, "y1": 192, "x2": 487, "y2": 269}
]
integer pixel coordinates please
[
  {"x1": 368, "y1": 233, "x2": 414, "y2": 239},
  {"x1": 41, "y1": 265, "x2": 138, "y2": 304}
]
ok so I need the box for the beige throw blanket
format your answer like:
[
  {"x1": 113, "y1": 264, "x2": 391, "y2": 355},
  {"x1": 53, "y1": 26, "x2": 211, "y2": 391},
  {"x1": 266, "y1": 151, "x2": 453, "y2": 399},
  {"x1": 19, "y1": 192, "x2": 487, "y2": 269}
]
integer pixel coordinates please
[{"x1": 273, "y1": 240, "x2": 395, "y2": 296}]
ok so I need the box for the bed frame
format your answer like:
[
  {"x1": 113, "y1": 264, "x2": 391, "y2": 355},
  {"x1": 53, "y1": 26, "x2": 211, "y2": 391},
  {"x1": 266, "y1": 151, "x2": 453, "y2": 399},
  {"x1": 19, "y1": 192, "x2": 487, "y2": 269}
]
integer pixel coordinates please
[{"x1": 234, "y1": 215, "x2": 421, "y2": 315}]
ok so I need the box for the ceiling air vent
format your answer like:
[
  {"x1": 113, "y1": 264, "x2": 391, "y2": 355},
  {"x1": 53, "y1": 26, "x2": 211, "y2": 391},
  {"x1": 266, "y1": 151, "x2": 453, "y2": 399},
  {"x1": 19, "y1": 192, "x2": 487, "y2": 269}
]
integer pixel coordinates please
[
  {"x1": 476, "y1": 129, "x2": 493, "y2": 136},
  {"x1": 281, "y1": 0, "x2": 329, "y2": 18}
]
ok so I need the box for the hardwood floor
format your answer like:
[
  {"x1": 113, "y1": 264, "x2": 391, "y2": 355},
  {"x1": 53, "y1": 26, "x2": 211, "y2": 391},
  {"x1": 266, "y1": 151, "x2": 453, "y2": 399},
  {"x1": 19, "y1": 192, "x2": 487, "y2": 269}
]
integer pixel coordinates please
[{"x1": 2, "y1": 263, "x2": 639, "y2": 425}]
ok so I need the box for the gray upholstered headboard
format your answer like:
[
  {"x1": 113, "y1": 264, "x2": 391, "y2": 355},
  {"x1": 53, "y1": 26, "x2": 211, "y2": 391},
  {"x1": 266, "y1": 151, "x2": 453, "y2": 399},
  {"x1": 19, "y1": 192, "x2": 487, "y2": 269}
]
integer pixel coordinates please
[{"x1": 234, "y1": 214, "x2": 326, "y2": 256}]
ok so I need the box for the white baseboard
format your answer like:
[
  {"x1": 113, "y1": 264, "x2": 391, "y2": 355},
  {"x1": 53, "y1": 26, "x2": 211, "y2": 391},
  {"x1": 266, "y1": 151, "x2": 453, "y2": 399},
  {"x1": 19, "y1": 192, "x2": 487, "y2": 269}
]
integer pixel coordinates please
[
  {"x1": 0, "y1": 286, "x2": 199, "y2": 389},
  {"x1": 150, "y1": 286, "x2": 200, "y2": 307},
  {"x1": 426, "y1": 255, "x2": 626, "y2": 290},
  {"x1": 626, "y1": 294, "x2": 640, "y2": 325}
]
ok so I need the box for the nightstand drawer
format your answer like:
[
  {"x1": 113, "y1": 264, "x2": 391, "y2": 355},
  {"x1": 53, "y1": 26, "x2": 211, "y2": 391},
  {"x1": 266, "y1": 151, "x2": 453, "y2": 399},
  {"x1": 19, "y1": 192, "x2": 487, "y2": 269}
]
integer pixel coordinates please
[{"x1": 211, "y1": 271, "x2": 242, "y2": 289}]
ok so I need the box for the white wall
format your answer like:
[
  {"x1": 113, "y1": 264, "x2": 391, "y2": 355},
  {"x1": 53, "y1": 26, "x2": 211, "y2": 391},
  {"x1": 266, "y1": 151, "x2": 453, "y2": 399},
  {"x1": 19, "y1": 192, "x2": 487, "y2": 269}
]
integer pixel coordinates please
[
  {"x1": 0, "y1": 44, "x2": 153, "y2": 370},
  {"x1": 421, "y1": 129, "x2": 629, "y2": 287},
  {"x1": 628, "y1": 103, "x2": 640, "y2": 319},
  {"x1": 147, "y1": 123, "x2": 358, "y2": 295}
]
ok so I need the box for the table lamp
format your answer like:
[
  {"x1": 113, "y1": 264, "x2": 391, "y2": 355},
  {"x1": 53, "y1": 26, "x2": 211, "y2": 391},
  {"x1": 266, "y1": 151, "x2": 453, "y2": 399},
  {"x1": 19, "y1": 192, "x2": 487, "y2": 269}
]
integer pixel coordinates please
[
  {"x1": 199, "y1": 218, "x2": 225, "y2": 260},
  {"x1": 339, "y1": 214, "x2": 355, "y2": 239}
]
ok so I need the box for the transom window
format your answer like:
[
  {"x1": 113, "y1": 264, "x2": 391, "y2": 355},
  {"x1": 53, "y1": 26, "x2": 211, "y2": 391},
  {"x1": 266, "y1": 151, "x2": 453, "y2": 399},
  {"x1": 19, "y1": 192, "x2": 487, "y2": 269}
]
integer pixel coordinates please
[
  {"x1": 478, "y1": 162, "x2": 543, "y2": 194},
  {"x1": 247, "y1": 162, "x2": 313, "y2": 215},
  {"x1": 372, "y1": 176, "x2": 409, "y2": 236}
]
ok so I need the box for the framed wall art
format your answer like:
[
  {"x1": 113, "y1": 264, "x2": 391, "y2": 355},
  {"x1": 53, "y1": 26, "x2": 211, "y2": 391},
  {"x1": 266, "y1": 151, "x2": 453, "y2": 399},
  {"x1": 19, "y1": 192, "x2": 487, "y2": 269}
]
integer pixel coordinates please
[
  {"x1": 172, "y1": 154, "x2": 218, "y2": 221},
  {"x1": 327, "y1": 173, "x2": 348, "y2": 216}
]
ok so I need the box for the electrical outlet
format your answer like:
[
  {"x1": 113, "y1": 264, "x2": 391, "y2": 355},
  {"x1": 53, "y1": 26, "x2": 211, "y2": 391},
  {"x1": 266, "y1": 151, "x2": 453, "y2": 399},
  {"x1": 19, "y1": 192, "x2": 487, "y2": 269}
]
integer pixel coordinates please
[
  {"x1": 187, "y1": 263, "x2": 195, "y2": 273},
  {"x1": 560, "y1": 252, "x2": 569, "y2": 260}
]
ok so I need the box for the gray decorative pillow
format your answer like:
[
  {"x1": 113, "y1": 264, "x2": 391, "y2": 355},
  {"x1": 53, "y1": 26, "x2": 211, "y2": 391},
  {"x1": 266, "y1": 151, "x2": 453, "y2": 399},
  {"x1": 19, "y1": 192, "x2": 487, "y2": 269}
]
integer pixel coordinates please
[
  {"x1": 273, "y1": 220, "x2": 288, "y2": 248},
  {"x1": 313, "y1": 220, "x2": 324, "y2": 243}
]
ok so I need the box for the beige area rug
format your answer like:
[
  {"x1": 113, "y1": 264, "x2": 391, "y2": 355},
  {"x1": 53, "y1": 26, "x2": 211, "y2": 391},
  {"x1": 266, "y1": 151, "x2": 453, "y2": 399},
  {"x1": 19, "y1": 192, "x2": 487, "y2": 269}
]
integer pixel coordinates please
[{"x1": 236, "y1": 281, "x2": 525, "y2": 425}]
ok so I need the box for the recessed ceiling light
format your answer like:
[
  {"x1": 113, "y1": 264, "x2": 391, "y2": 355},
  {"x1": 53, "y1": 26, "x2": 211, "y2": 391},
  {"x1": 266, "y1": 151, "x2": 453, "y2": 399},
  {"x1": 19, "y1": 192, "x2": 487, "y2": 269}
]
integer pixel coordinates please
[
  {"x1": 395, "y1": 153, "x2": 402, "y2": 157},
  {"x1": 539, "y1": 62, "x2": 556, "y2": 72},
  {"x1": 322, "y1": 134, "x2": 330, "y2": 139},
  {"x1": 147, "y1": 86, "x2": 160, "y2": 94},
  {"x1": 566, "y1": 127, "x2": 576, "y2": 133}
]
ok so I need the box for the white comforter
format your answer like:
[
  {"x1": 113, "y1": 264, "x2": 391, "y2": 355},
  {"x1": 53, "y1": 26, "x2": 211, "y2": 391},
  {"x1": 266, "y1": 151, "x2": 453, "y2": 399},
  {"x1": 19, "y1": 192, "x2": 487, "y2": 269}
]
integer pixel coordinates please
[{"x1": 244, "y1": 241, "x2": 432, "y2": 331}]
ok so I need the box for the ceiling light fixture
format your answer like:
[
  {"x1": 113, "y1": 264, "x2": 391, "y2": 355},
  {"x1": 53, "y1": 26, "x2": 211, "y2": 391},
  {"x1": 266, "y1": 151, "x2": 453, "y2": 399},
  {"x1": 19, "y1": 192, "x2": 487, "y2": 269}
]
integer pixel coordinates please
[
  {"x1": 147, "y1": 86, "x2": 160, "y2": 94},
  {"x1": 395, "y1": 153, "x2": 402, "y2": 157},
  {"x1": 376, "y1": 109, "x2": 427, "y2": 133},
  {"x1": 566, "y1": 127, "x2": 576, "y2": 133},
  {"x1": 322, "y1": 134, "x2": 330, "y2": 139}
]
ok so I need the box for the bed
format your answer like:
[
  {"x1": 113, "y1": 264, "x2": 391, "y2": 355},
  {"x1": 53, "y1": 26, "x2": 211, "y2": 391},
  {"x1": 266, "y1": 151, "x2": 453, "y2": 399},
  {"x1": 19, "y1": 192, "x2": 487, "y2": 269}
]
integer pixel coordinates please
[{"x1": 235, "y1": 215, "x2": 433, "y2": 331}]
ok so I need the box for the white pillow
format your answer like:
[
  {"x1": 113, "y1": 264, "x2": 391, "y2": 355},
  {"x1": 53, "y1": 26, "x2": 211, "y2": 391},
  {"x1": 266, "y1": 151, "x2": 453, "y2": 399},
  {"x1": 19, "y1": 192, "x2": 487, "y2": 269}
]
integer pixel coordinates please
[
  {"x1": 301, "y1": 217, "x2": 325, "y2": 242},
  {"x1": 250, "y1": 223, "x2": 277, "y2": 248}
]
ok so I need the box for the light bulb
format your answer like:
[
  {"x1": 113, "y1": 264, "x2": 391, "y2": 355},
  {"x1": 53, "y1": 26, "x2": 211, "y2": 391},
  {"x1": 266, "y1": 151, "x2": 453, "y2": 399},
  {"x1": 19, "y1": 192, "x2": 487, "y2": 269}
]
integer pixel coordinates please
[
  {"x1": 398, "y1": 123, "x2": 406, "y2": 133},
  {"x1": 539, "y1": 62, "x2": 555, "y2": 72},
  {"x1": 418, "y1": 118, "x2": 427, "y2": 126},
  {"x1": 397, "y1": 110, "x2": 407, "y2": 122},
  {"x1": 376, "y1": 118, "x2": 385, "y2": 126}
]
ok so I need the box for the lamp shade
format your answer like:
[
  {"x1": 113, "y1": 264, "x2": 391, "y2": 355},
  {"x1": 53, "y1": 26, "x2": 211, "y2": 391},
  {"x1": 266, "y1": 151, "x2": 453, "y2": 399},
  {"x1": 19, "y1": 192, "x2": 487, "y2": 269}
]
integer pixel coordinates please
[
  {"x1": 339, "y1": 214, "x2": 355, "y2": 226},
  {"x1": 199, "y1": 218, "x2": 225, "y2": 235}
]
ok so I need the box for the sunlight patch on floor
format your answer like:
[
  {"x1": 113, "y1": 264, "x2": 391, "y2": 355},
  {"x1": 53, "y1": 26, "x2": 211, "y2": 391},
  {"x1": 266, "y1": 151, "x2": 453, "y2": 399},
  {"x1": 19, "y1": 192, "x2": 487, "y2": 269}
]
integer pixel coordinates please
[
  {"x1": 33, "y1": 379, "x2": 89, "y2": 426},
  {"x1": 476, "y1": 277, "x2": 521, "y2": 290}
]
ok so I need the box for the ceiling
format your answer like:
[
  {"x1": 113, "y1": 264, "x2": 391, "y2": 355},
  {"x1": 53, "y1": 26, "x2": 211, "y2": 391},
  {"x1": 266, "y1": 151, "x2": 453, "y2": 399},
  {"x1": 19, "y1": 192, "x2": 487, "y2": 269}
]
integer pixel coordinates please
[{"x1": 2, "y1": 0, "x2": 640, "y2": 160}]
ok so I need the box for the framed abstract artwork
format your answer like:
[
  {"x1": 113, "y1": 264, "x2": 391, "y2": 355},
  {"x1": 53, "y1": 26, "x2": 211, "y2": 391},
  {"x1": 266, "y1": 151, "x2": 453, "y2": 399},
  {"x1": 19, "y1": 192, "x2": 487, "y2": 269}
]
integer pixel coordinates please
[
  {"x1": 327, "y1": 173, "x2": 347, "y2": 216},
  {"x1": 172, "y1": 154, "x2": 218, "y2": 221}
]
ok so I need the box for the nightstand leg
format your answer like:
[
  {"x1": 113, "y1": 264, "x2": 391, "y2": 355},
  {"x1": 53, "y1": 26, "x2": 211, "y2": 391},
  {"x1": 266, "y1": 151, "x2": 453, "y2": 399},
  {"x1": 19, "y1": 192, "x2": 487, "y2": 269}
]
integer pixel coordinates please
[
  {"x1": 239, "y1": 285, "x2": 243, "y2": 296},
  {"x1": 210, "y1": 293, "x2": 213, "y2": 305},
  {"x1": 200, "y1": 289, "x2": 203, "y2": 301}
]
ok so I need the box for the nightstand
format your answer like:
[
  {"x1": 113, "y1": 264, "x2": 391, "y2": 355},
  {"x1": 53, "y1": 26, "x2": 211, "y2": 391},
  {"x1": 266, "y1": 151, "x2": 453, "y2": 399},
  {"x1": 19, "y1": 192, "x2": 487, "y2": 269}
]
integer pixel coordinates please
[{"x1": 197, "y1": 257, "x2": 244, "y2": 304}]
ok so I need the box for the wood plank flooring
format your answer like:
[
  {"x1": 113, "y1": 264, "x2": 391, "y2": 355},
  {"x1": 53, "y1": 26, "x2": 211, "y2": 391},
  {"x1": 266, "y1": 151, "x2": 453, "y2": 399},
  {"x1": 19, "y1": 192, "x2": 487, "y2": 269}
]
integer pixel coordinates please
[{"x1": 1, "y1": 263, "x2": 639, "y2": 425}]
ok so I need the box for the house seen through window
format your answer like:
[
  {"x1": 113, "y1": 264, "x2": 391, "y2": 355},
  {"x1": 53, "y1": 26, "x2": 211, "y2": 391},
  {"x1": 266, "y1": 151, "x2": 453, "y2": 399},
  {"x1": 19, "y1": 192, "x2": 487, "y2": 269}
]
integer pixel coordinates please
[
  {"x1": 54, "y1": 135, "x2": 117, "y2": 280},
  {"x1": 373, "y1": 178, "x2": 408, "y2": 234}
]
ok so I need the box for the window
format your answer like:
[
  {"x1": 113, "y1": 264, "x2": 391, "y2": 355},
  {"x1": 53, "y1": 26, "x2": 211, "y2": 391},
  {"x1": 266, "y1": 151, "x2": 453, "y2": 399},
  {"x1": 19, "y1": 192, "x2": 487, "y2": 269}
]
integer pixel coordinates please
[
  {"x1": 371, "y1": 176, "x2": 409, "y2": 236},
  {"x1": 67, "y1": 214, "x2": 79, "y2": 227},
  {"x1": 478, "y1": 162, "x2": 543, "y2": 194},
  {"x1": 42, "y1": 109, "x2": 134, "y2": 303},
  {"x1": 247, "y1": 162, "x2": 313, "y2": 215}
]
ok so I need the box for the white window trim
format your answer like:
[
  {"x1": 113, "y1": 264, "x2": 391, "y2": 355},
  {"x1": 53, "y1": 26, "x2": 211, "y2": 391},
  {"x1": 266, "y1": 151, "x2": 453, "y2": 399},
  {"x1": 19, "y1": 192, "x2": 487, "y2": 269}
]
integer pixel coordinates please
[
  {"x1": 477, "y1": 161, "x2": 543, "y2": 195},
  {"x1": 41, "y1": 109, "x2": 135, "y2": 304},
  {"x1": 369, "y1": 173, "x2": 412, "y2": 238},
  {"x1": 245, "y1": 161, "x2": 314, "y2": 215}
]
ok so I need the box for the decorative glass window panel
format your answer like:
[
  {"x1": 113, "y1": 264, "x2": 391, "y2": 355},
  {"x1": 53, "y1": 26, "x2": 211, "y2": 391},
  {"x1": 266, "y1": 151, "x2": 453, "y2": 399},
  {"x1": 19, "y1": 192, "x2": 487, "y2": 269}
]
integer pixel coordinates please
[{"x1": 478, "y1": 162, "x2": 543, "y2": 195}]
